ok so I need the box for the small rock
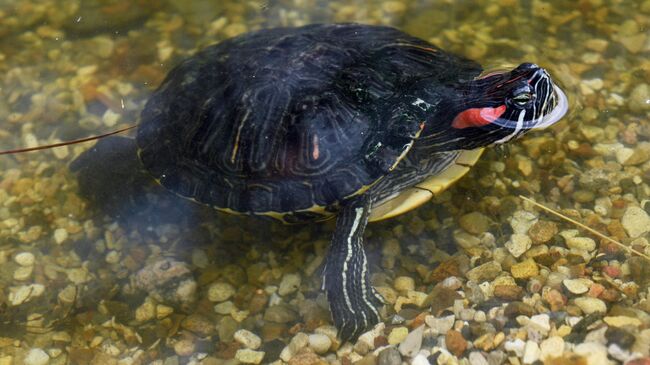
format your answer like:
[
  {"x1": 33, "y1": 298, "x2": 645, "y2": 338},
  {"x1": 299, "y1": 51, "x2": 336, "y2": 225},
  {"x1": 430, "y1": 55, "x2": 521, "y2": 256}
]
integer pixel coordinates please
[
  {"x1": 398, "y1": 325, "x2": 424, "y2": 357},
  {"x1": 181, "y1": 314, "x2": 216, "y2": 337},
  {"x1": 459, "y1": 212, "x2": 490, "y2": 235},
  {"x1": 621, "y1": 207, "x2": 650, "y2": 238},
  {"x1": 466, "y1": 261, "x2": 502, "y2": 282},
  {"x1": 378, "y1": 347, "x2": 401, "y2": 365},
  {"x1": 604, "y1": 316, "x2": 642, "y2": 328},
  {"x1": 208, "y1": 282, "x2": 236, "y2": 302},
  {"x1": 425, "y1": 315, "x2": 455, "y2": 334},
  {"x1": 24, "y1": 348, "x2": 49, "y2": 365},
  {"x1": 446, "y1": 330, "x2": 467, "y2": 357},
  {"x1": 53, "y1": 228, "x2": 68, "y2": 244},
  {"x1": 218, "y1": 317, "x2": 238, "y2": 342},
  {"x1": 174, "y1": 339, "x2": 196, "y2": 357},
  {"x1": 264, "y1": 304, "x2": 298, "y2": 323},
  {"x1": 13, "y1": 266, "x2": 33, "y2": 281},
  {"x1": 522, "y1": 340, "x2": 541, "y2": 364},
  {"x1": 394, "y1": 276, "x2": 415, "y2": 292},
  {"x1": 280, "y1": 333, "x2": 309, "y2": 362},
  {"x1": 235, "y1": 329, "x2": 262, "y2": 350},
  {"x1": 562, "y1": 278, "x2": 591, "y2": 294},
  {"x1": 278, "y1": 273, "x2": 301, "y2": 296},
  {"x1": 453, "y1": 230, "x2": 481, "y2": 249},
  {"x1": 505, "y1": 234, "x2": 532, "y2": 258},
  {"x1": 388, "y1": 327, "x2": 408, "y2": 345},
  {"x1": 629, "y1": 83, "x2": 650, "y2": 113},
  {"x1": 156, "y1": 304, "x2": 174, "y2": 319},
  {"x1": 235, "y1": 349, "x2": 265, "y2": 364},
  {"x1": 566, "y1": 236, "x2": 596, "y2": 251},
  {"x1": 574, "y1": 297, "x2": 607, "y2": 314},
  {"x1": 606, "y1": 327, "x2": 637, "y2": 349},
  {"x1": 14, "y1": 252, "x2": 35, "y2": 266},
  {"x1": 9, "y1": 284, "x2": 45, "y2": 306},
  {"x1": 574, "y1": 342, "x2": 609, "y2": 365},
  {"x1": 540, "y1": 336, "x2": 565, "y2": 362},
  {"x1": 528, "y1": 314, "x2": 551, "y2": 334},
  {"x1": 504, "y1": 339, "x2": 526, "y2": 357},
  {"x1": 469, "y1": 351, "x2": 489, "y2": 365},
  {"x1": 135, "y1": 298, "x2": 156, "y2": 322},
  {"x1": 214, "y1": 300, "x2": 236, "y2": 314},
  {"x1": 528, "y1": 221, "x2": 557, "y2": 244},
  {"x1": 510, "y1": 259, "x2": 539, "y2": 279},
  {"x1": 308, "y1": 333, "x2": 331, "y2": 354},
  {"x1": 510, "y1": 210, "x2": 538, "y2": 234},
  {"x1": 412, "y1": 354, "x2": 429, "y2": 365}
]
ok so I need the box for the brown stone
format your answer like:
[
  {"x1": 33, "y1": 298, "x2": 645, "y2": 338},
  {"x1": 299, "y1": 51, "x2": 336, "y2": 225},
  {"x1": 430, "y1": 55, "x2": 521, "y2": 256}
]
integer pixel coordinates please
[
  {"x1": 607, "y1": 220, "x2": 628, "y2": 241},
  {"x1": 445, "y1": 330, "x2": 467, "y2": 357},
  {"x1": 181, "y1": 314, "x2": 216, "y2": 337},
  {"x1": 542, "y1": 289, "x2": 566, "y2": 311},
  {"x1": 68, "y1": 348, "x2": 96, "y2": 365},
  {"x1": 425, "y1": 287, "x2": 461, "y2": 315},
  {"x1": 427, "y1": 259, "x2": 462, "y2": 283},
  {"x1": 249, "y1": 290, "x2": 268, "y2": 314},
  {"x1": 494, "y1": 285, "x2": 523, "y2": 300},
  {"x1": 288, "y1": 351, "x2": 327, "y2": 365},
  {"x1": 528, "y1": 220, "x2": 558, "y2": 244}
]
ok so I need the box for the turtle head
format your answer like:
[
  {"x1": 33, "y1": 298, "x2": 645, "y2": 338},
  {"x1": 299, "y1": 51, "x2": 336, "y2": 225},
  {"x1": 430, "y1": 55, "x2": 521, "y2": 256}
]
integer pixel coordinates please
[{"x1": 423, "y1": 63, "x2": 568, "y2": 150}]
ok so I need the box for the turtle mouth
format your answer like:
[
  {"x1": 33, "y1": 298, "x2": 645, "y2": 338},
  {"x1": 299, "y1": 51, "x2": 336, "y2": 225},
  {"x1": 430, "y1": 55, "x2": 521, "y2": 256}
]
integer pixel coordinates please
[{"x1": 530, "y1": 84, "x2": 569, "y2": 129}]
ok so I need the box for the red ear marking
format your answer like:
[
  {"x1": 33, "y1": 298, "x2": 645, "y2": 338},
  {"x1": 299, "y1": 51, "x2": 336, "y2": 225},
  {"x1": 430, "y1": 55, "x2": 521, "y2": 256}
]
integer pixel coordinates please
[{"x1": 451, "y1": 105, "x2": 507, "y2": 129}]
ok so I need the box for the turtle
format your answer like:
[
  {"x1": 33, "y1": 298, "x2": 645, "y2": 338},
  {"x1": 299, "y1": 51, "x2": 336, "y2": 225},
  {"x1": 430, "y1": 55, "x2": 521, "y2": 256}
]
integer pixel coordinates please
[{"x1": 70, "y1": 23, "x2": 568, "y2": 341}]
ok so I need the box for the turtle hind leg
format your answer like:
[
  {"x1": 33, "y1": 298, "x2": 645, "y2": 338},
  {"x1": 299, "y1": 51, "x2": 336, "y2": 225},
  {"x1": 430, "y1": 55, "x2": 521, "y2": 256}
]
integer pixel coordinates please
[{"x1": 324, "y1": 196, "x2": 384, "y2": 342}]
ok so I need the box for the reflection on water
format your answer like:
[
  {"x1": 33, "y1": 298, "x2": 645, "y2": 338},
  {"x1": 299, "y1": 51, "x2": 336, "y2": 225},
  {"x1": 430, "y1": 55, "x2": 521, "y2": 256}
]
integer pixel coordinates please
[{"x1": 0, "y1": 0, "x2": 649, "y2": 364}]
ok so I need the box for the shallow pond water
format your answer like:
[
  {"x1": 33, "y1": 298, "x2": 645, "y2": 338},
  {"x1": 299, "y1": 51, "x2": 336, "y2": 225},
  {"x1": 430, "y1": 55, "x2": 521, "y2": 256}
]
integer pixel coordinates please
[{"x1": 0, "y1": 1, "x2": 649, "y2": 364}]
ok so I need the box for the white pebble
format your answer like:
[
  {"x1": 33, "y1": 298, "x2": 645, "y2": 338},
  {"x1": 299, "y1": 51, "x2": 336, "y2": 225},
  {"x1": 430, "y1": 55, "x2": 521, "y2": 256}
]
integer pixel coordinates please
[
  {"x1": 278, "y1": 273, "x2": 301, "y2": 296},
  {"x1": 528, "y1": 314, "x2": 551, "y2": 333},
  {"x1": 235, "y1": 349, "x2": 265, "y2": 364},
  {"x1": 24, "y1": 348, "x2": 49, "y2": 365},
  {"x1": 523, "y1": 340, "x2": 541, "y2": 364},
  {"x1": 563, "y1": 278, "x2": 591, "y2": 294},
  {"x1": 565, "y1": 236, "x2": 596, "y2": 251},
  {"x1": 234, "y1": 329, "x2": 262, "y2": 350},
  {"x1": 308, "y1": 333, "x2": 332, "y2": 354},
  {"x1": 53, "y1": 228, "x2": 68, "y2": 244},
  {"x1": 14, "y1": 252, "x2": 35, "y2": 266}
]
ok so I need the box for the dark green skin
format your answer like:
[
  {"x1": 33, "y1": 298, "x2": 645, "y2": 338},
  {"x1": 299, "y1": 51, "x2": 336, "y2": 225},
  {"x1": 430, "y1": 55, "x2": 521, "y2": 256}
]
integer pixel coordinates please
[{"x1": 74, "y1": 24, "x2": 564, "y2": 341}]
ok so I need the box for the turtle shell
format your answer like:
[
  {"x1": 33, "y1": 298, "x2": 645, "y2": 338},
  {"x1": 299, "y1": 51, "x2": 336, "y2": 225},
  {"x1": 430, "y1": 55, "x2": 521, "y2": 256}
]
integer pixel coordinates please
[{"x1": 136, "y1": 23, "x2": 482, "y2": 221}]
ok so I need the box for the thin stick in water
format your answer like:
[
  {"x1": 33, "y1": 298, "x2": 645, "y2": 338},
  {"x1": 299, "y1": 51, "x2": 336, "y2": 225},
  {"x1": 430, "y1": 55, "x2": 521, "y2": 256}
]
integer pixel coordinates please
[{"x1": 519, "y1": 195, "x2": 650, "y2": 262}]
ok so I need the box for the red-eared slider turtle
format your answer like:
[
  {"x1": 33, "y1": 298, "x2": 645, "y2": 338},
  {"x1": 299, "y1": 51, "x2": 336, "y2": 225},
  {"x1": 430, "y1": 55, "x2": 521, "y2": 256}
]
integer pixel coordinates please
[{"x1": 72, "y1": 23, "x2": 568, "y2": 341}]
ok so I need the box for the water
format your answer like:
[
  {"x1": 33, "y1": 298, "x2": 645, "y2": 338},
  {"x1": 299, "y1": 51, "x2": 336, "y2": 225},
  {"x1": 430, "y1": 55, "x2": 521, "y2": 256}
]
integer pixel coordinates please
[{"x1": 0, "y1": 0, "x2": 649, "y2": 364}]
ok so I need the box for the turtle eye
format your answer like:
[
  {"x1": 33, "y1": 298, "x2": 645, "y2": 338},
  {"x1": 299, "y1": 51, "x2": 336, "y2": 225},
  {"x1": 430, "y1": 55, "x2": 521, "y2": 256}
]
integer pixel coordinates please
[{"x1": 510, "y1": 92, "x2": 534, "y2": 108}]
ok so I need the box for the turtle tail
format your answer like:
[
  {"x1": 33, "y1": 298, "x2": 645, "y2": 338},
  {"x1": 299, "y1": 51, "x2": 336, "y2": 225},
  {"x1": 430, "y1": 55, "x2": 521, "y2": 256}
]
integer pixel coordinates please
[
  {"x1": 69, "y1": 136, "x2": 158, "y2": 217},
  {"x1": 324, "y1": 196, "x2": 385, "y2": 342}
]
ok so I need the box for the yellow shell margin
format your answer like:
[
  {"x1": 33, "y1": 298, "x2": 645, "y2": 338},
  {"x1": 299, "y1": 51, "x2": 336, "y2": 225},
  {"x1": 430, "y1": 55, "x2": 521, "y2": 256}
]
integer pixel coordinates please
[{"x1": 368, "y1": 148, "x2": 484, "y2": 222}]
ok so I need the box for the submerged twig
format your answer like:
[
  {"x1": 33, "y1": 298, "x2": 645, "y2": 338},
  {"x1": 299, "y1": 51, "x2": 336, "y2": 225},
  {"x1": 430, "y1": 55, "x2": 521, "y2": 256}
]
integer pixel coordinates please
[{"x1": 519, "y1": 195, "x2": 650, "y2": 262}]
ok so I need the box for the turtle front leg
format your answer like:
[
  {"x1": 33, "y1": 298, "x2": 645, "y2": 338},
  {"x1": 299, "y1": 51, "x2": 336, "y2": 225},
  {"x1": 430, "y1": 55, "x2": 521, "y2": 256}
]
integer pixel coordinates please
[{"x1": 324, "y1": 196, "x2": 384, "y2": 342}]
